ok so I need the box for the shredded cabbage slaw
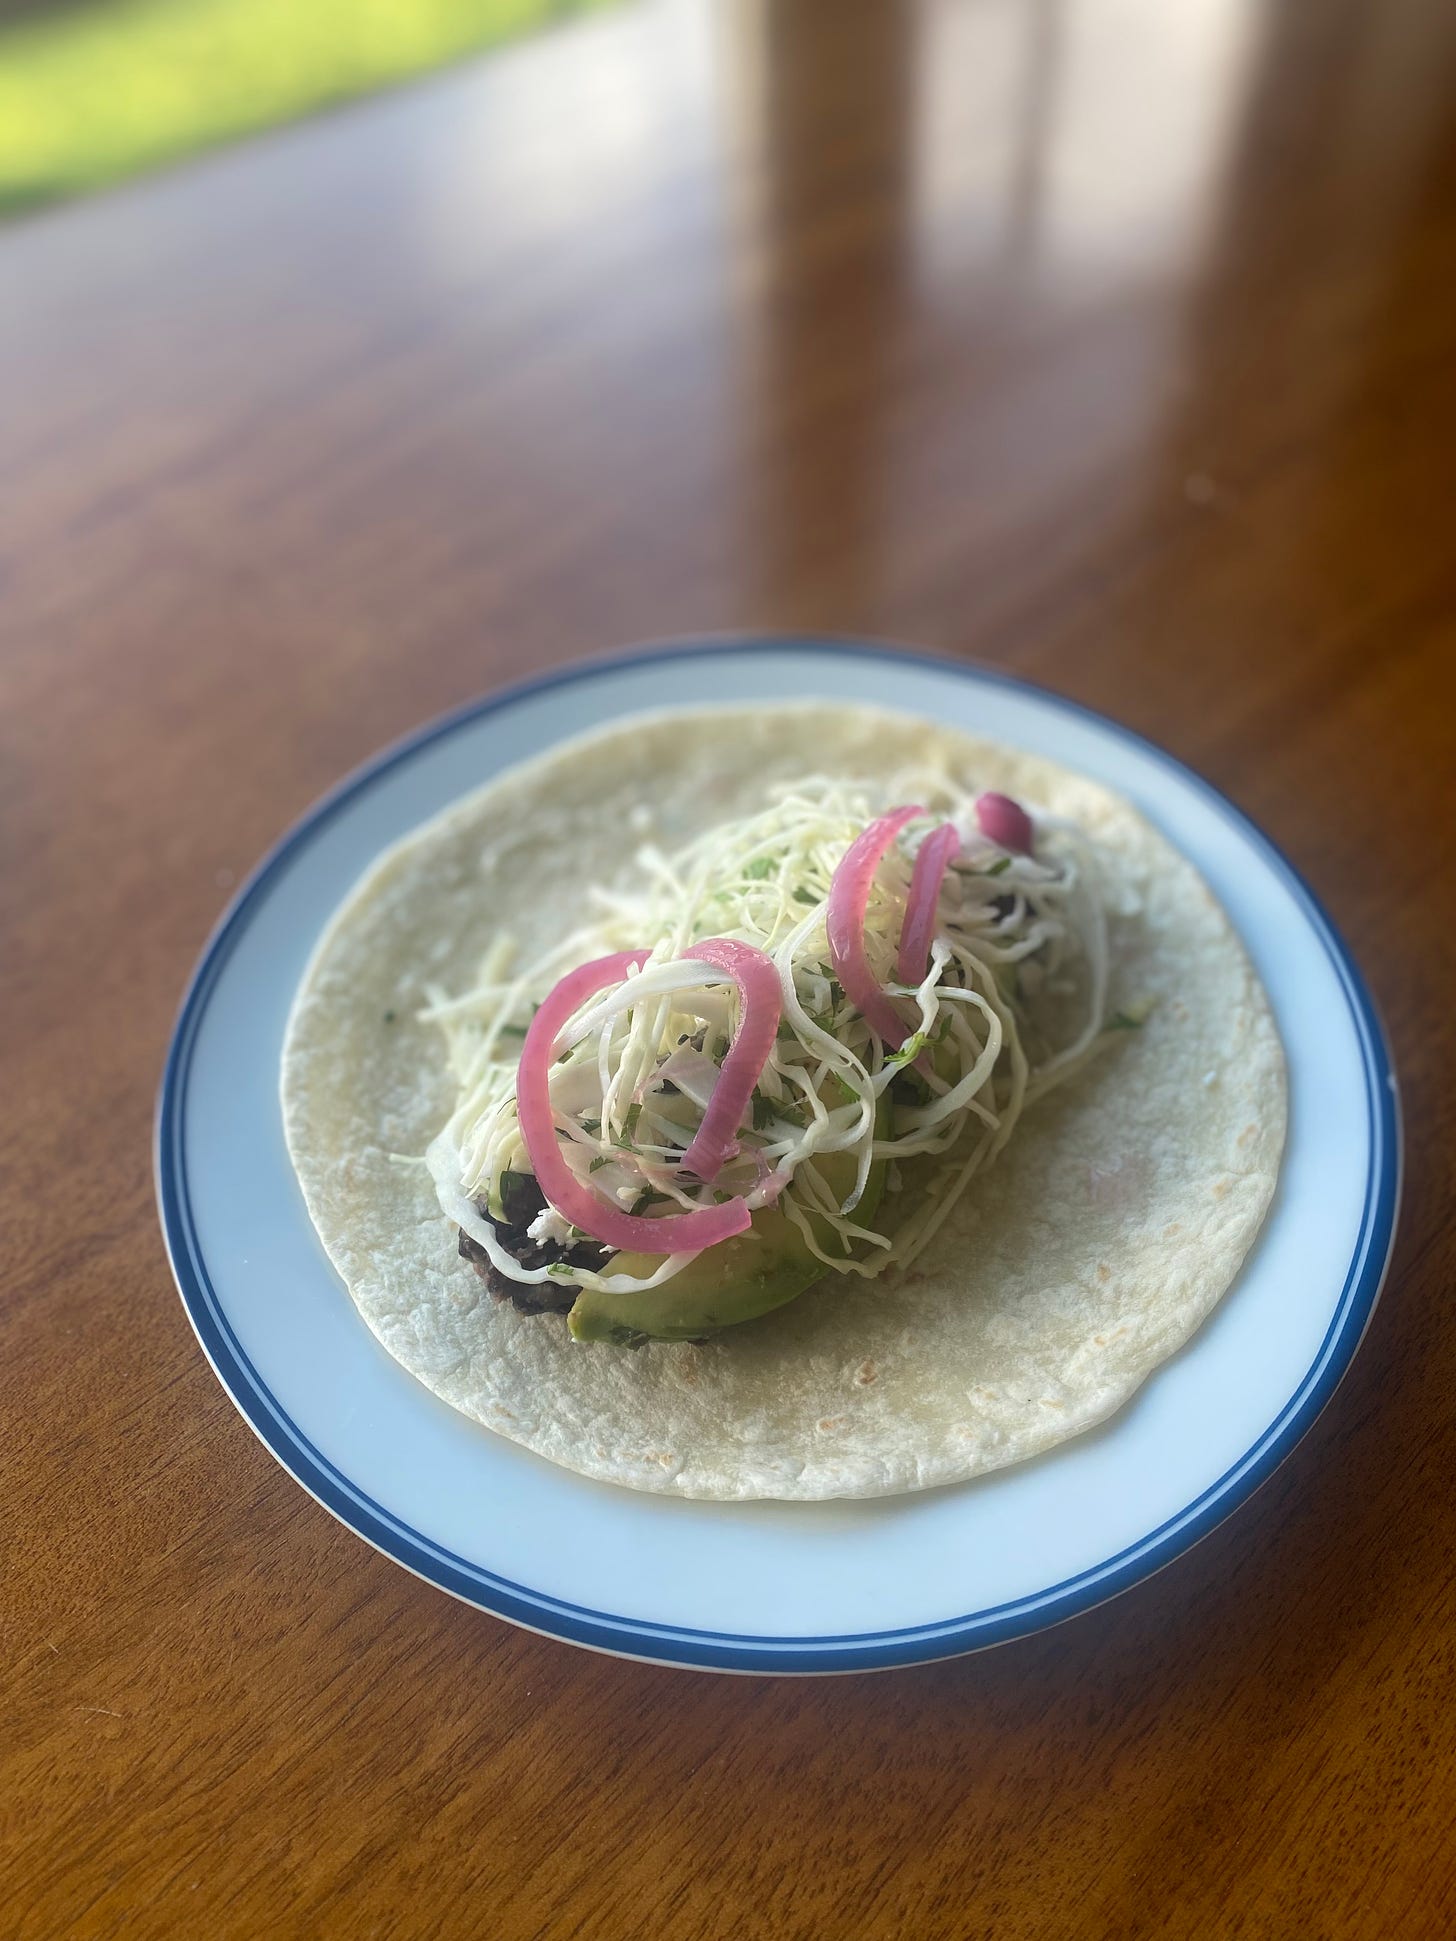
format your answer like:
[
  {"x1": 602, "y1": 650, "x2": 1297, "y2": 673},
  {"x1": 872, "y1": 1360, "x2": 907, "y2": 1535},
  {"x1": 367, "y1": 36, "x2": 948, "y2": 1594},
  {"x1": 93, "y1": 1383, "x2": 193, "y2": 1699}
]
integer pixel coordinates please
[{"x1": 422, "y1": 774, "x2": 1110, "y2": 1301}]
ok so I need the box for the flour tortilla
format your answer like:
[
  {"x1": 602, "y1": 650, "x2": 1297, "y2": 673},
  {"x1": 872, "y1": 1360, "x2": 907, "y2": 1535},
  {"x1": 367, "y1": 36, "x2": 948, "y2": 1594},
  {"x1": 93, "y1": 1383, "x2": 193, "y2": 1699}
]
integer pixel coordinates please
[{"x1": 281, "y1": 705, "x2": 1285, "y2": 1500}]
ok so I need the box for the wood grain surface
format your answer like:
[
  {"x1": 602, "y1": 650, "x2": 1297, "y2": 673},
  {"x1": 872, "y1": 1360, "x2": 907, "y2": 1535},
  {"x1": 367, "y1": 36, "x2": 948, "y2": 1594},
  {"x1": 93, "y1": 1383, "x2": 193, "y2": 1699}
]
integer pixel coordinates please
[{"x1": 4, "y1": 1, "x2": 1456, "y2": 1935}]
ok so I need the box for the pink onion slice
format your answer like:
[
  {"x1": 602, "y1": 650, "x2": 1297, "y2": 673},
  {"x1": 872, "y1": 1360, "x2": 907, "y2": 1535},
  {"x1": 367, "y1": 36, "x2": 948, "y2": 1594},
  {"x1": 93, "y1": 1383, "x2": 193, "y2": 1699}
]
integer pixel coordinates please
[
  {"x1": 678, "y1": 938, "x2": 782, "y2": 1183},
  {"x1": 827, "y1": 805, "x2": 923, "y2": 1051},
  {"x1": 975, "y1": 790, "x2": 1033, "y2": 853},
  {"x1": 517, "y1": 950, "x2": 752, "y2": 1257},
  {"x1": 896, "y1": 821, "x2": 960, "y2": 985}
]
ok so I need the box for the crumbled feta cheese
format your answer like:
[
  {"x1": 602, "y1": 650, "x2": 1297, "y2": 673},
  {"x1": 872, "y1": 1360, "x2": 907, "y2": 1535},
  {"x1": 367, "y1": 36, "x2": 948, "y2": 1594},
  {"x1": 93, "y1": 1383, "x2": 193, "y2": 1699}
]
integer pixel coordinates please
[{"x1": 527, "y1": 1205, "x2": 575, "y2": 1247}]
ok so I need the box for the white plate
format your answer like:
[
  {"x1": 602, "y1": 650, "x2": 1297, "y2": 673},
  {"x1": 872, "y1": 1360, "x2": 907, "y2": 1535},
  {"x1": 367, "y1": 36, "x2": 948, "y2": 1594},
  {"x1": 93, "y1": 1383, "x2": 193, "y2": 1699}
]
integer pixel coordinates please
[{"x1": 156, "y1": 641, "x2": 1400, "y2": 1672}]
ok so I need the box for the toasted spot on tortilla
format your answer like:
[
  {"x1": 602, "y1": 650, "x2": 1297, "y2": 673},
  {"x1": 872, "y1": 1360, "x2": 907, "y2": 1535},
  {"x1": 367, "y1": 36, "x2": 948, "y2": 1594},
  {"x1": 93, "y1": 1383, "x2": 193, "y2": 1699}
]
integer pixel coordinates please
[{"x1": 853, "y1": 1359, "x2": 878, "y2": 1386}]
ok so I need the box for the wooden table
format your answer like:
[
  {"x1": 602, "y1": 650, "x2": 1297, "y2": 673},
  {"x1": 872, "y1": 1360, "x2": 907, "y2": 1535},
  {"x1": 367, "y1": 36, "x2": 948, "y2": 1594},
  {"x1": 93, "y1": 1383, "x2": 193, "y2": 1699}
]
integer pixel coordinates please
[{"x1": 5, "y1": 1, "x2": 1455, "y2": 1933}]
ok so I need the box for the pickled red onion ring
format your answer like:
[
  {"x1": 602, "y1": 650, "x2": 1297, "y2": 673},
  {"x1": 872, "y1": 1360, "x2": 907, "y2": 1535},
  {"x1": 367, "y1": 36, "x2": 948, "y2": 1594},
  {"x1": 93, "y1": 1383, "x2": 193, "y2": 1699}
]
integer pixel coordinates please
[
  {"x1": 679, "y1": 938, "x2": 782, "y2": 1183},
  {"x1": 975, "y1": 790, "x2": 1033, "y2": 853},
  {"x1": 827, "y1": 805, "x2": 923, "y2": 1051},
  {"x1": 517, "y1": 951, "x2": 752, "y2": 1256},
  {"x1": 896, "y1": 821, "x2": 959, "y2": 985}
]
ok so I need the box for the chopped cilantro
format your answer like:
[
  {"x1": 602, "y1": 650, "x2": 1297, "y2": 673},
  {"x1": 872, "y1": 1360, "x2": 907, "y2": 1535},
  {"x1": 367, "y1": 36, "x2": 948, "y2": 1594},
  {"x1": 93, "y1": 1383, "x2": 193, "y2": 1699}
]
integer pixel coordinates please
[
  {"x1": 382, "y1": 1009, "x2": 397, "y2": 1024},
  {"x1": 744, "y1": 856, "x2": 775, "y2": 881},
  {"x1": 496, "y1": 1170, "x2": 540, "y2": 1227},
  {"x1": 752, "y1": 1088, "x2": 806, "y2": 1129},
  {"x1": 985, "y1": 856, "x2": 1012, "y2": 876},
  {"x1": 1107, "y1": 1010, "x2": 1143, "y2": 1030},
  {"x1": 579, "y1": 1117, "x2": 601, "y2": 1134},
  {"x1": 793, "y1": 887, "x2": 819, "y2": 905},
  {"x1": 588, "y1": 1155, "x2": 611, "y2": 1173},
  {"x1": 885, "y1": 1030, "x2": 928, "y2": 1069},
  {"x1": 825, "y1": 1070, "x2": 858, "y2": 1106}
]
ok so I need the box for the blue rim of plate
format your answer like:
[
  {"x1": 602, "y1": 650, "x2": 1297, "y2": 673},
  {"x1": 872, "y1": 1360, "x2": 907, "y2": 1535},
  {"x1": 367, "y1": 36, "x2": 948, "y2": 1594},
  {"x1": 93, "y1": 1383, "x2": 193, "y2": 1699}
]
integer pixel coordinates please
[{"x1": 156, "y1": 638, "x2": 1401, "y2": 1673}]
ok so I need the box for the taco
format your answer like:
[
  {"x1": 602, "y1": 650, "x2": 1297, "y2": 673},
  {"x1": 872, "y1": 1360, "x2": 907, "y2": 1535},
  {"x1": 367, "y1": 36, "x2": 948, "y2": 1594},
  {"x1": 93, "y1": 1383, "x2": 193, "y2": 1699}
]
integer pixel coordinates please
[{"x1": 282, "y1": 703, "x2": 1285, "y2": 1499}]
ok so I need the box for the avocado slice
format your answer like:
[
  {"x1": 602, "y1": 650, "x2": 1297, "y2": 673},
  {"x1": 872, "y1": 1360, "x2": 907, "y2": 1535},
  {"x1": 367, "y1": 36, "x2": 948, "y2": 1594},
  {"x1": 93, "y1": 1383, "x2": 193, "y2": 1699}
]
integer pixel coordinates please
[{"x1": 568, "y1": 1131, "x2": 888, "y2": 1346}]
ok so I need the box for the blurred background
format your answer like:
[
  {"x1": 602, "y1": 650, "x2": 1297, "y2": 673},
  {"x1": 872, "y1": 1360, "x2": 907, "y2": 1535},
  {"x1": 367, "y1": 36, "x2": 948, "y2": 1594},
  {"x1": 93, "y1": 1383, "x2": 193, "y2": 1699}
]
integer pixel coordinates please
[
  {"x1": 7, "y1": 0, "x2": 1451, "y2": 250},
  {"x1": 5, "y1": 0, "x2": 1454, "y2": 727},
  {"x1": 0, "y1": 0, "x2": 607, "y2": 216}
]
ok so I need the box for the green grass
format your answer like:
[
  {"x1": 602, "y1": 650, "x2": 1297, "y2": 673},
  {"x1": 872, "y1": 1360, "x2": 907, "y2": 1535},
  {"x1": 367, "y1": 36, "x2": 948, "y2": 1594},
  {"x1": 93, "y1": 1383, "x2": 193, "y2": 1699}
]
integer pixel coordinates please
[{"x1": 0, "y1": 0, "x2": 602, "y2": 216}]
